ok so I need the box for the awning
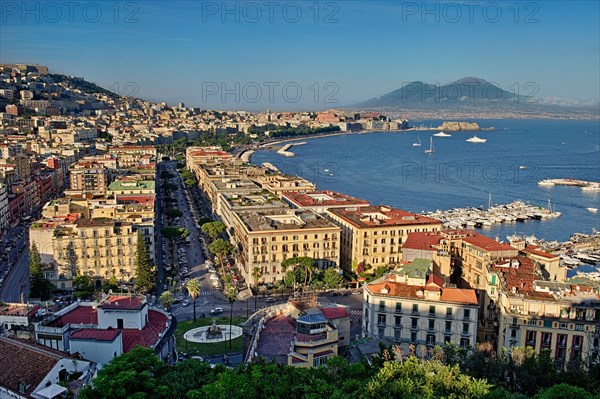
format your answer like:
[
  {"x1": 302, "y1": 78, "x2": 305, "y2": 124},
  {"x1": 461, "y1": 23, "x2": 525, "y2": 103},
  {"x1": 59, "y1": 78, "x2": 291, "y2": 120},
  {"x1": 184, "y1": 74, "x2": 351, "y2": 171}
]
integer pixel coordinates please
[{"x1": 35, "y1": 383, "x2": 68, "y2": 399}]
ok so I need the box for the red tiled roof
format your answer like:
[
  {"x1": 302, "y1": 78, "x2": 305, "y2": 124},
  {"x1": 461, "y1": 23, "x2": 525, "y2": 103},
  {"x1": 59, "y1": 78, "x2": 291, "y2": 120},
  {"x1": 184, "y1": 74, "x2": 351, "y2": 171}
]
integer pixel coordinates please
[
  {"x1": 121, "y1": 310, "x2": 168, "y2": 352},
  {"x1": 403, "y1": 232, "x2": 442, "y2": 251},
  {"x1": 116, "y1": 195, "x2": 155, "y2": 205},
  {"x1": 282, "y1": 190, "x2": 369, "y2": 208},
  {"x1": 439, "y1": 288, "x2": 478, "y2": 305},
  {"x1": 320, "y1": 307, "x2": 349, "y2": 320},
  {"x1": 328, "y1": 206, "x2": 441, "y2": 228},
  {"x1": 47, "y1": 306, "x2": 97, "y2": 327},
  {"x1": 491, "y1": 257, "x2": 543, "y2": 298},
  {"x1": 426, "y1": 273, "x2": 443, "y2": 288},
  {"x1": 70, "y1": 328, "x2": 121, "y2": 342},
  {"x1": 524, "y1": 245, "x2": 558, "y2": 260},
  {"x1": 463, "y1": 234, "x2": 516, "y2": 252},
  {"x1": 99, "y1": 296, "x2": 145, "y2": 310},
  {"x1": 0, "y1": 337, "x2": 63, "y2": 397}
]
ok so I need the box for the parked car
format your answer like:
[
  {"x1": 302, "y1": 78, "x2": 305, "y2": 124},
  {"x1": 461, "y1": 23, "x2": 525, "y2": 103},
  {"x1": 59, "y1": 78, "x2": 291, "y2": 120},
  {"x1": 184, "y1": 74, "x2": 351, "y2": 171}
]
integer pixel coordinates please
[
  {"x1": 182, "y1": 300, "x2": 190, "y2": 307},
  {"x1": 265, "y1": 297, "x2": 277, "y2": 303},
  {"x1": 210, "y1": 307, "x2": 223, "y2": 314}
]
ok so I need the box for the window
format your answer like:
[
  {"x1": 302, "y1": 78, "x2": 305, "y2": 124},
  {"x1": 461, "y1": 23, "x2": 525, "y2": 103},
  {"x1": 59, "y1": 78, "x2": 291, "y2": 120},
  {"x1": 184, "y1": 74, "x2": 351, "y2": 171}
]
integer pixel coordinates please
[
  {"x1": 395, "y1": 303, "x2": 402, "y2": 313},
  {"x1": 378, "y1": 327, "x2": 385, "y2": 338},
  {"x1": 446, "y1": 307, "x2": 453, "y2": 318},
  {"x1": 575, "y1": 324, "x2": 583, "y2": 331},
  {"x1": 428, "y1": 319, "x2": 435, "y2": 331},
  {"x1": 412, "y1": 304, "x2": 419, "y2": 315},
  {"x1": 491, "y1": 275, "x2": 497, "y2": 285},
  {"x1": 526, "y1": 330, "x2": 536, "y2": 345},
  {"x1": 394, "y1": 329, "x2": 402, "y2": 341},
  {"x1": 411, "y1": 332, "x2": 417, "y2": 343},
  {"x1": 379, "y1": 300, "x2": 385, "y2": 311},
  {"x1": 462, "y1": 323, "x2": 469, "y2": 335},
  {"x1": 429, "y1": 305, "x2": 436, "y2": 316},
  {"x1": 463, "y1": 309, "x2": 471, "y2": 321},
  {"x1": 574, "y1": 335, "x2": 583, "y2": 349},
  {"x1": 411, "y1": 318, "x2": 418, "y2": 329},
  {"x1": 394, "y1": 316, "x2": 402, "y2": 327},
  {"x1": 378, "y1": 313, "x2": 386, "y2": 325},
  {"x1": 557, "y1": 334, "x2": 567, "y2": 347},
  {"x1": 542, "y1": 332, "x2": 551, "y2": 346},
  {"x1": 510, "y1": 328, "x2": 517, "y2": 338},
  {"x1": 427, "y1": 334, "x2": 436, "y2": 345},
  {"x1": 460, "y1": 338, "x2": 470, "y2": 348},
  {"x1": 444, "y1": 336, "x2": 451, "y2": 344},
  {"x1": 445, "y1": 321, "x2": 452, "y2": 333}
]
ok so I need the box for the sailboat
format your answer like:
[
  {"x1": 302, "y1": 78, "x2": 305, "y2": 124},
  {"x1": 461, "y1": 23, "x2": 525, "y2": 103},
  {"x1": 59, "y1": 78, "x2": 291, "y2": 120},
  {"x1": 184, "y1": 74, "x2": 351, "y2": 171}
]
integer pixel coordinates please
[
  {"x1": 412, "y1": 136, "x2": 422, "y2": 147},
  {"x1": 425, "y1": 137, "x2": 434, "y2": 154}
]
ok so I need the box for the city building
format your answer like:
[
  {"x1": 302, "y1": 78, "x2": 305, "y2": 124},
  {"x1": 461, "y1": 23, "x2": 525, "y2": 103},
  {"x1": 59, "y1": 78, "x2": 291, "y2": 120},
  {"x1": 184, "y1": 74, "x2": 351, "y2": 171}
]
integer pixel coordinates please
[
  {"x1": 0, "y1": 337, "x2": 93, "y2": 399},
  {"x1": 363, "y1": 259, "x2": 479, "y2": 353},
  {"x1": 230, "y1": 209, "x2": 340, "y2": 285},
  {"x1": 327, "y1": 206, "x2": 442, "y2": 272},
  {"x1": 34, "y1": 294, "x2": 176, "y2": 365}
]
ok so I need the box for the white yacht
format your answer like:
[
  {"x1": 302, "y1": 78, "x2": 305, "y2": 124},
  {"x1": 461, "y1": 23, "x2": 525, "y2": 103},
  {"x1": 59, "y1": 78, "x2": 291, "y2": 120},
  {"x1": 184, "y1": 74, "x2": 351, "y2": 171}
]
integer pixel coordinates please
[
  {"x1": 412, "y1": 136, "x2": 422, "y2": 147},
  {"x1": 466, "y1": 135, "x2": 487, "y2": 143},
  {"x1": 433, "y1": 131, "x2": 451, "y2": 137},
  {"x1": 587, "y1": 207, "x2": 599, "y2": 213}
]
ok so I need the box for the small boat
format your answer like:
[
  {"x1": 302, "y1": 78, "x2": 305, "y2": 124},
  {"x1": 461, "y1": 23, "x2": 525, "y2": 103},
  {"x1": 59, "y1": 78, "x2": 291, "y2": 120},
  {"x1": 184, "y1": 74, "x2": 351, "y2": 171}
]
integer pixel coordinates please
[
  {"x1": 324, "y1": 169, "x2": 329, "y2": 172},
  {"x1": 433, "y1": 131, "x2": 451, "y2": 137},
  {"x1": 587, "y1": 207, "x2": 599, "y2": 213},
  {"x1": 412, "y1": 136, "x2": 422, "y2": 147},
  {"x1": 519, "y1": 165, "x2": 527, "y2": 169},
  {"x1": 466, "y1": 135, "x2": 487, "y2": 143},
  {"x1": 538, "y1": 179, "x2": 556, "y2": 186},
  {"x1": 425, "y1": 137, "x2": 434, "y2": 154}
]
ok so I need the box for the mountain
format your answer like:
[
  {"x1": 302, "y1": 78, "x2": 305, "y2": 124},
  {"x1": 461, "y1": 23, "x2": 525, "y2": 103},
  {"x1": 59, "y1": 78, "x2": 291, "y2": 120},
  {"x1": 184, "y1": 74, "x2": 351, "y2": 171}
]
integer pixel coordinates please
[{"x1": 358, "y1": 77, "x2": 529, "y2": 108}]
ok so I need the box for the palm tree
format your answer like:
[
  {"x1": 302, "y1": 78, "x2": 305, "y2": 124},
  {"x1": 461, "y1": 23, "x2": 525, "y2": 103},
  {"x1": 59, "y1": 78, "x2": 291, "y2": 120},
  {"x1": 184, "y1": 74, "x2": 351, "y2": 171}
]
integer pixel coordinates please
[
  {"x1": 225, "y1": 283, "x2": 237, "y2": 349},
  {"x1": 187, "y1": 278, "x2": 201, "y2": 322},
  {"x1": 251, "y1": 267, "x2": 261, "y2": 312}
]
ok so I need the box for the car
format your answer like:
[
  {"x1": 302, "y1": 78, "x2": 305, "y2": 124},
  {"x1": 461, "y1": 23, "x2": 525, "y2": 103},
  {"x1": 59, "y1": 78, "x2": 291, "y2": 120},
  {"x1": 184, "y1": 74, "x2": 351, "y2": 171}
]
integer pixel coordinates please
[
  {"x1": 352, "y1": 291, "x2": 362, "y2": 295},
  {"x1": 265, "y1": 297, "x2": 277, "y2": 303},
  {"x1": 182, "y1": 300, "x2": 190, "y2": 307},
  {"x1": 210, "y1": 307, "x2": 223, "y2": 314}
]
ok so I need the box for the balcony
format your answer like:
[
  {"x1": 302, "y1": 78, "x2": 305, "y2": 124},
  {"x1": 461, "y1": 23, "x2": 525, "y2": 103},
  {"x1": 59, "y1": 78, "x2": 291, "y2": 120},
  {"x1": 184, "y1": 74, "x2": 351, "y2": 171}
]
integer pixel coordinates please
[
  {"x1": 445, "y1": 314, "x2": 453, "y2": 319},
  {"x1": 412, "y1": 311, "x2": 419, "y2": 316}
]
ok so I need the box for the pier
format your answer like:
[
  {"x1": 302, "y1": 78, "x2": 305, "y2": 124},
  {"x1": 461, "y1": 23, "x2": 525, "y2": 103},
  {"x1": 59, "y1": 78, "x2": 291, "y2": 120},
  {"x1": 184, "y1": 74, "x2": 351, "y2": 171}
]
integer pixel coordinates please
[
  {"x1": 276, "y1": 142, "x2": 306, "y2": 157},
  {"x1": 538, "y1": 179, "x2": 600, "y2": 191}
]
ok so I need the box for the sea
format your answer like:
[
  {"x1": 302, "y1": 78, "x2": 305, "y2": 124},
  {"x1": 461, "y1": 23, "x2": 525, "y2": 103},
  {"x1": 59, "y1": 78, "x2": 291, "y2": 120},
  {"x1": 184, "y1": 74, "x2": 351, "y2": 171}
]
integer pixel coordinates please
[{"x1": 251, "y1": 119, "x2": 600, "y2": 243}]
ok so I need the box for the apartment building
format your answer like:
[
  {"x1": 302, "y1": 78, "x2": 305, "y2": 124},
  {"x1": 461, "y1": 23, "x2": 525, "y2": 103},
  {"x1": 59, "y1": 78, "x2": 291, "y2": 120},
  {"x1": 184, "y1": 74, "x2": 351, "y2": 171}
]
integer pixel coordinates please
[
  {"x1": 0, "y1": 182, "x2": 8, "y2": 232},
  {"x1": 363, "y1": 259, "x2": 479, "y2": 353},
  {"x1": 68, "y1": 159, "x2": 111, "y2": 195},
  {"x1": 493, "y1": 257, "x2": 600, "y2": 368},
  {"x1": 327, "y1": 206, "x2": 442, "y2": 272},
  {"x1": 230, "y1": 209, "x2": 340, "y2": 285},
  {"x1": 49, "y1": 218, "x2": 139, "y2": 290}
]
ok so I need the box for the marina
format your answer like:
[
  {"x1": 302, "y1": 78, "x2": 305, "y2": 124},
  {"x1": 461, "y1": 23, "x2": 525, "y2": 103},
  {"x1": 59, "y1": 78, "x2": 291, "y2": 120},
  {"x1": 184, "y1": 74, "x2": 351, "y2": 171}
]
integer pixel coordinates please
[{"x1": 421, "y1": 197, "x2": 561, "y2": 230}]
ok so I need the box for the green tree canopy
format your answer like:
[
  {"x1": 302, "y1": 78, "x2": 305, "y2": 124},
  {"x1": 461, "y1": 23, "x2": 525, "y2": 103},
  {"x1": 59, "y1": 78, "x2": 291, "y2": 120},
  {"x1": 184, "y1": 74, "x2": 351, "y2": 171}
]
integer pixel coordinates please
[
  {"x1": 161, "y1": 227, "x2": 189, "y2": 241},
  {"x1": 159, "y1": 291, "x2": 174, "y2": 309},
  {"x1": 165, "y1": 208, "x2": 183, "y2": 219},
  {"x1": 323, "y1": 267, "x2": 344, "y2": 289},
  {"x1": 201, "y1": 221, "x2": 226, "y2": 239},
  {"x1": 208, "y1": 238, "x2": 234, "y2": 266},
  {"x1": 29, "y1": 243, "x2": 53, "y2": 300},
  {"x1": 134, "y1": 231, "x2": 155, "y2": 293}
]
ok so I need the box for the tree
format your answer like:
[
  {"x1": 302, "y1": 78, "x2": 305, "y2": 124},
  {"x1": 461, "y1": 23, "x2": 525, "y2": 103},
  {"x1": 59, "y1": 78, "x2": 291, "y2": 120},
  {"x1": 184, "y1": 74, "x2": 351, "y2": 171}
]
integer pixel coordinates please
[
  {"x1": 187, "y1": 278, "x2": 201, "y2": 322},
  {"x1": 209, "y1": 239, "x2": 234, "y2": 268},
  {"x1": 202, "y1": 221, "x2": 226, "y2": 240},
  {"x1": 29, "y1": 243, "x2": 53, "y2": 300},
  {"x1": 159, "y1": 291, "x2": 174, "y2": 309},
  {"x1": 323, "y1": 267, "x2": 344, "y2": 289},
  {"x1": 165, "y1": 208, "x2": 183, "y2": 219},
  {"x1": 224, "y1": 283, "x2": 236, "y2": 349},
  {"x1": 73, "y1": 274, "x2": 94, "y2": 299},
  {"x1": 252, "y1": 266, "x2": 261, "y2": 312},
  {"x1": 184, "y1": 179, "x2": 196, "y2": 187},
  {"x1": 79, "y1": 346, "x2": 165, "y2": 399},
  {"x1": 134, "y1": 231, "x2": 155, "y2": 293},
  {"x1": 161, "y1": 227, "x2": 188, "y2": 241},
  {"x1": 281, "y1": 257, "x2": 316, "y2": 291}
]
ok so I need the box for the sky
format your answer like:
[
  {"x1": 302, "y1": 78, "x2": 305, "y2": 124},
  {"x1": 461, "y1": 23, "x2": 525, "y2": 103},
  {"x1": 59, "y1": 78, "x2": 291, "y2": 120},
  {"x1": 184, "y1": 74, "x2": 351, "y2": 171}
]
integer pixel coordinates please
[{"x1": 1, "y1": 0, "x2": 599, "y2": 110}]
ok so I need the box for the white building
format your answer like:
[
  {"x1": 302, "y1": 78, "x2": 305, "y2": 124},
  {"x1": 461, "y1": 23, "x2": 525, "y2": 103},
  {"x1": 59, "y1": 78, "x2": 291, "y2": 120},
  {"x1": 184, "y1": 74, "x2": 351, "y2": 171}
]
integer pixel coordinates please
[{"x1": 363, "y1": 259, "x2": 479, "y2": 353}]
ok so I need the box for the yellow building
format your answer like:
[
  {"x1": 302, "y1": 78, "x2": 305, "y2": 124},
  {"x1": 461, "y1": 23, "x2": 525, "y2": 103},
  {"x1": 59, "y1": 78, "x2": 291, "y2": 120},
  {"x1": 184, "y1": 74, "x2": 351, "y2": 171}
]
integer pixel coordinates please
[
  {"x1": 51, "y1": 218, "x2": 139, "y2": 290},
  {"x1": 326, "y1": 206, "x2": 442, "y2": 272},
  {"x1": 288, "y1": 309, "x2": 340, "y2": 367},
  {"x1": 230, "y1": 209, "x2": 340, "y2": 285},
  {"x1": 493, "y1": 257, "x2": 600, "y2": 368}
]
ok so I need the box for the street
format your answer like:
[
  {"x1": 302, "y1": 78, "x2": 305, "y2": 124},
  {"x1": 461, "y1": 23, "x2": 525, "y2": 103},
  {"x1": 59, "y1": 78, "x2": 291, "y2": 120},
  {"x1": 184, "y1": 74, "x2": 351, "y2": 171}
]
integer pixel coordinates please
[{"x1": 0, "y1": 224, "x2": 30, "y2": 302}]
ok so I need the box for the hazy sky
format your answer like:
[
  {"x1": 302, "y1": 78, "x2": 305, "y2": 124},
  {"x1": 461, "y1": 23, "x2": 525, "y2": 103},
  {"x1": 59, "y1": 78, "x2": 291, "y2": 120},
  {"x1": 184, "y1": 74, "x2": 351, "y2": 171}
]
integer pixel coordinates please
[{"x1": 1, "y1": 1, "x2": 599, "y2": 110}]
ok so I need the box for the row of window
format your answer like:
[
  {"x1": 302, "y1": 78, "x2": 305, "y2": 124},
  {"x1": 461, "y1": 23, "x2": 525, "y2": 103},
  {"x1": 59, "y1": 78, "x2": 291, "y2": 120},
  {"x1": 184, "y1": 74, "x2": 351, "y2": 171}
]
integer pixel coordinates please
[
  {"x1": 376, "y1": 314, "x2": 471, "y2": 335},
  {"x1": 375, "y1": 302, "x2": 472, "y2": 320},
  {"x1": 252, "y1": 243, "x2": 337, "y2": 253},
  {"x1": 252, "y1": 234, "x2": 338, "y2": 244},
  {"x1": 376, "y1": 327, "x2": 470, "y2": 348},
  {"x1": 362, "y1": 227, "x2": 438, "y2": 238}
]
